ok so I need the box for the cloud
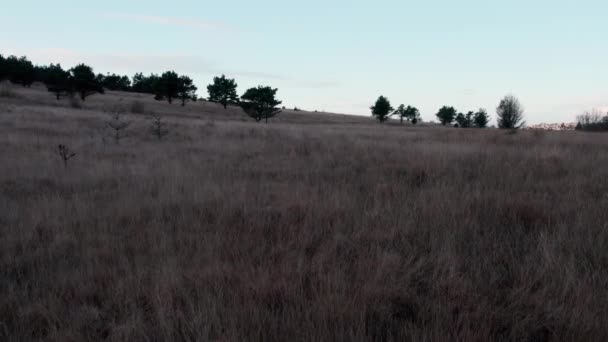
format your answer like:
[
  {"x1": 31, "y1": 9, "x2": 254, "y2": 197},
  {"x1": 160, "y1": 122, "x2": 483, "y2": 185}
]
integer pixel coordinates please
[{"x1": 101, "y1": 12, "x2": 238, "y2": 33}]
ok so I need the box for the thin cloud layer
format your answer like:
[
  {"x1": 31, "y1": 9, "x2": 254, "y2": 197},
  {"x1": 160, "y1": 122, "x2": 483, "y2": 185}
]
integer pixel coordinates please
[{"x1": 101, "y1": 12, "x2": 239, "y2": 33}]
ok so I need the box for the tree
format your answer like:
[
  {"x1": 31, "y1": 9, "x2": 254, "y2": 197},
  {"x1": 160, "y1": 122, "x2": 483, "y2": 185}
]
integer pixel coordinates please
[
  {"x1": 44, "y1": 64, "x2": 72, "y2": 100},
  {"x1": 106, "y1": 106, "x2": 131, "y2": 144},
  {"x1": 497, "y1": 95, "x2": 525, "y2": 129},
  {"x1": 473, "y1": 109, "x2": 489, "y2": 128},
  {"x1": 150, "y1": 114, "x2": 169, "y2": 140},
  {"x1": 132, "y1": 73, "x2": 160, "y2": 94},
  {"x1": 100, "y1": 73, "x2": 131, "y2": 91},
  {"x1": 394, "y1": 104, "x2": 421, "y2": 125},
  {"x1": 394, "y1": 104, "x2": 405, "y2": 125},
  {"x1": 455, "y1": 113, "x2": 466, "y2": 128},
  {"x1": 177, "y1": 75, "x2": 198, "y2": 106},
  {"x1": 6, "y1": 56, "x2": 36, "y2": 87},
  {"x1": 56, "y1": 144, "x2": 76, "y2": 169},
  {"x1": 207, "y1": 74, "x2": 239, "y2": 109},
  {"x1": 69, "y1": 64, "x2": 104, "y2": 100},
  {"x1": 405, "y1": 106, "x2": 420, "y2": 124},
  {"x1": 240, "y1": 86, "x2": 282, "y2": 123},
  {"x1": 370, "y1": 96, "x2": 394, "y2": 123},
  {"x1": 155, "y1": 71, "x2": 180, "y2": 104},
  {"x1": 0, "y1": 54, "x2": 7, "y2": 80},
  {"x1": 576, "y1": 110, "x2": 608, "y2": 131},
  {"x1": 436, "y1": 106, "x2": 457, "y2": 126},
  {"x1": 455, "y1": 111, "x2": 474, "y2": 128}
]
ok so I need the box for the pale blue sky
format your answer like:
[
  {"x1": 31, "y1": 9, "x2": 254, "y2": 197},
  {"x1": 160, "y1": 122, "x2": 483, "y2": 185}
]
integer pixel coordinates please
[{"x1": 2, "y1": 0, "x2": 607, "y2": 123}]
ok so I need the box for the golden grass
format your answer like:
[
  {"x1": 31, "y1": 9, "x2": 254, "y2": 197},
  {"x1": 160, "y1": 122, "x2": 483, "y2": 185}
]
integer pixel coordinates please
[{"x1": 1, "y1": 83, "x2": 608, "y2": 341}]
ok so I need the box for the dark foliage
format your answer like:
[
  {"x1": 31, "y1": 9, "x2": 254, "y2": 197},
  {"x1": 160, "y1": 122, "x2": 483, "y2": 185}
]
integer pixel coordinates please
[
  {"x1": 42, "y1": 64, "x2": 72, "y2": 100},
  {"x1": 473, "y1": 109, "x2": 490, "y2": 128},
  {"x1": 371, "y1": 96, "x2": 394, "y2": 123},
  {"x1": 455, "y1": 111, "x2": 474, "y2": 128},
  {"x1": 394, "y1": 104, "x2": 420, "y2": 125},
  {"x1": 4, "y1": 55, "x2": 36, "y2": 87},
  {"x1": 0, "y1": 54, "x2": 7, "y2": 80},
  {"x1": 177, "y1": 76, "x2": 198, "y2": 106},
  {"x1": 240, "y1": 86, "x2": 282, "y2": 123},
  {"x1": 436, "y1": 106, "x2": 457, "y2": 126},
  {"x1": 69, "y1": 64, "x2": 104, "y2": 101},
  {"x1": 497, "y1": 95, "x2": 525, "y2": 129},
  {"x1": 154, "y1": 71, "x2": 181, "y2": 104},
  {"x1": 132, "y1": 73, "x2": 161, "y2": 94},
  {"x1": 576, "y1": 111, "x2": 608, "y2": 131},
  {"x1": 207, "y1": 74, "x2": 239, "y2": 109},
  {"x1": 97, "y1": 73, "x2": 132, "y2": 91}
]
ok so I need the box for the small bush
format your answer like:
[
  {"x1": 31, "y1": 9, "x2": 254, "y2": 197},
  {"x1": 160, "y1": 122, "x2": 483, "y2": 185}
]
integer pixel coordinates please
[{"x1": 130, "y1": 101, "x2": 145, "y2": 114}]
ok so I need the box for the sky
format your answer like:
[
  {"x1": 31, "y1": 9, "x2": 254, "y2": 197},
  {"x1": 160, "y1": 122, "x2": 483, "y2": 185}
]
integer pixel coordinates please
[{"x1": 2, "y1": 0, "x2": 607, "y2": 124}]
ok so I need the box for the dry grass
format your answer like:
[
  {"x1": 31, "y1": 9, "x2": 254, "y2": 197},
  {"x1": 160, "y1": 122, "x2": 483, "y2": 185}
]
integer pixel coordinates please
[{"x1": 1, "y1": 86, "x2": 608, "y2": 341}]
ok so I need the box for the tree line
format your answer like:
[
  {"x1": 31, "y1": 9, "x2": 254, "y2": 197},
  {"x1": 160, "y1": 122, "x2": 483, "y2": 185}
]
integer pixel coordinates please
[
  {"x1": 4, "y1": 52, "x2": 534, "y2": 128},
  {"x1": 575, "y1": 110, "x2": 608, "y2": 131},
  {"x1": 0, "y1": 53, "x2": 283, "y2": 123},
  {"x1": 370, "y1": 94, "x2": 525, "y2": 129}
]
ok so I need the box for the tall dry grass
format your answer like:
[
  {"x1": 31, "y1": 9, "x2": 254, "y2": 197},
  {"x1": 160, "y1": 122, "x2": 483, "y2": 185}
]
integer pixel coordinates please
[{"x1": 1, "y1": 86, "x2": 608, "y2": 341}]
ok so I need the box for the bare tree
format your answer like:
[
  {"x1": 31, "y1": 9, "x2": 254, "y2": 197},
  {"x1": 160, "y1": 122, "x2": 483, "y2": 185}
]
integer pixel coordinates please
[
  {"x1": 106, "y1": 106, "x2": 131, "y2": 144},
  {"x1": 496, "y1": 95, "x2": 525, "y2": 129},
  {"x1": 56, "y1": 144, "x2": 76, "y2": 169},
  {"x1": 150, "y1": 114, "x2": 169, "y2": 140}
]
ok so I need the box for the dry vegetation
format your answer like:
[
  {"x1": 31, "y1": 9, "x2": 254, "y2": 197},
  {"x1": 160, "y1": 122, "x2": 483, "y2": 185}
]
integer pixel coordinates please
[{"x1": 1, "y1": 83, "x2": 608, "y2": 341}]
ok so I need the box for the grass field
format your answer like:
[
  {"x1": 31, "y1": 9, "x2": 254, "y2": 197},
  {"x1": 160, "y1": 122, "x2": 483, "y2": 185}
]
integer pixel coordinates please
[{"x1": 1, "y1": 83, "x2": 608, "y2": 341}]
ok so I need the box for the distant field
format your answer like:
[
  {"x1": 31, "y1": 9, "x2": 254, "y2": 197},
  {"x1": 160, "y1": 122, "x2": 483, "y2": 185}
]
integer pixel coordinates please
[{"x1": 1, "y1": 83, "x2": 608, "y2": 341}]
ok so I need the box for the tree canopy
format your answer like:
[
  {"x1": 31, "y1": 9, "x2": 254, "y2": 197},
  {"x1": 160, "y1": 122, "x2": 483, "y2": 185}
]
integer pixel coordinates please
[
  {"x1": 177, "y1": 75, "x2": 198, "y2": 106},
  {"x1": 43, "y1": 64, "x2": 72, "y2": 100},
  {"x1": 436, "y1": 106, "x2": 457, "y2": 126},
  {"x1": 240, "y1": 86, "x2": 282, "y2": 123},
  {"x1": 497, "y1": 95, "x2": 525, "y2": 129},
  {"x1": 207, "y1": 75, "x2": 239, "y2": 109},
  {"x1": 69, "y1": 64, "x2": 104, "y2": 100},
  {"x1": 473, "y1": 109, "x2": 489, "y2": 128},
  {"x1": 154, "y1": 71, "x2": 181, "y2": 104},
  {"x1": 371, "y1": 96, "x2": 394, "y2": 123}
]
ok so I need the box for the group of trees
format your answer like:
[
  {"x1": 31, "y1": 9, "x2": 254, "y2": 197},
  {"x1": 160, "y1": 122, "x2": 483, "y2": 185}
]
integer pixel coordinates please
[
  {"x1": 3, "y1": 53, "x2": 535, "y2": 128},
  {"x1": 576, "y1": 110, "x2": 608, "y2": 131},
  {"x1": 370, "y1": 94, "x2": 525, "y2": 129},
  {"x1": 436, "y1": 106, "x2": 490, "y2": 128},
  {"x1": 0, "y1": 55, "x2": 105, "y2": 100},
  {"x1": 370, "y1": 96, "x2": 421, "y2": 124},
  {"x1": 131, "y1": 72, "x2": 197, "y2": 105},
  {"x1": 0, "y1": 55, "x2": 39, "y2": 87},
  {"x1": 1, "y1": 53, "x2": 284, "y2": 120},
  {"x1": 206, "y1": 74, "x2": 282, "y2": 122},
  {"x1": 0, "y1": 54, "x2": 198, "y2": 105}
]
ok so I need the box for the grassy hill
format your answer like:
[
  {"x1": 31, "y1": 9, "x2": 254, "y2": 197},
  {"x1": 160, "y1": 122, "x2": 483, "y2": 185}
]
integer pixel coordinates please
[{"x1": 2, "y1": 82, "x2": 608, "y2": 341}]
